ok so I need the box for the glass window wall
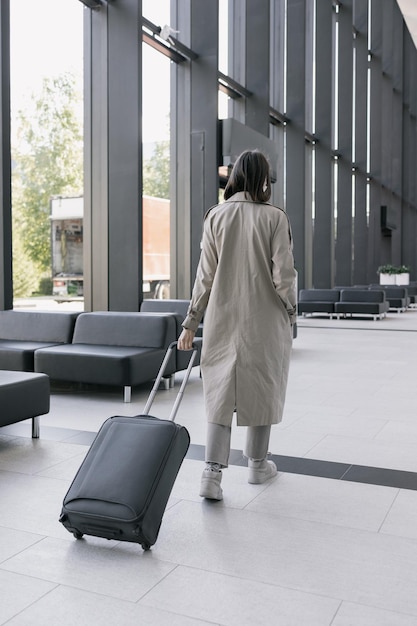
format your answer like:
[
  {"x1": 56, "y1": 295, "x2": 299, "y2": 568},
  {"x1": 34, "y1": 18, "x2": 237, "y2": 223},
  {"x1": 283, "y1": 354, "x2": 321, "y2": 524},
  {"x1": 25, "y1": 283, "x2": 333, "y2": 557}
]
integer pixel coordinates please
[
  {"x1": 10, "y1": 0, "x2": 83, "y2": 311},
  {"x1": 142, "y1": 4, "x2": 171, "y2": 299}
]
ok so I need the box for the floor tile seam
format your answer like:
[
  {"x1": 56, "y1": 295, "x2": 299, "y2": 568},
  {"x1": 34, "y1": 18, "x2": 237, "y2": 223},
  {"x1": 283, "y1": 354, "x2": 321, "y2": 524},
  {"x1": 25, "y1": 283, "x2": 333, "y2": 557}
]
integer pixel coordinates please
[
  {"x1": 376, "y1": 489, "x2": 401, "y2": 533},
  {"x1": 369, "y1": 417, "x2": 392, "y2": 441},
  {"x1": 56, "y1": 581, "x2": 146, "y2": 604},
  {"x1": 298, "y1": 323, "x2": 417, "y2": 333},
  {"x1": 0, "y1": 523, "x2": 46, "y2": 548},
  {"x1": 1, "y1": 581, "x2": 61, "y2": 625},
  {"x1": 241, "y1": 483, "x2": 272, "y2": 510},
  {"x1": 0, "y1": 568, "x2": 150, "y2": 608},
  {"x1": 138, "y1": 599, "x2": 222, "y2": 626},
  {"x1": 332, "y1": 598, "x2": 417, "y2": 623},
  {"x1": 0, "y1": 466, "x2": 44, "y2": 478},
  {"x1": 199, "y1": 497, "x2": 416, "y2": 548},
  {"x1": 338, "y1": 464, "x2": 354, "y2": 481},
  {"x1": 0, "y1": 525, "x2": 48, "y2": 564},
  {"x1": 136, "y1": 562, "x2": 181, "y2": 605},
  {"x1": 157, "y1": 562, "x2": 345, "y2": 608}
]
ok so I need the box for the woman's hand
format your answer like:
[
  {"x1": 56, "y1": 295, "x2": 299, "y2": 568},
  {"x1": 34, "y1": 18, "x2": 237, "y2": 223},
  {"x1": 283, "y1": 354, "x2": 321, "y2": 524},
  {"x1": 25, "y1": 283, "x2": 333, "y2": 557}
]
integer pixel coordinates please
[{"x1": 178, "y1": 328, "x2": 195, "y2": 351}]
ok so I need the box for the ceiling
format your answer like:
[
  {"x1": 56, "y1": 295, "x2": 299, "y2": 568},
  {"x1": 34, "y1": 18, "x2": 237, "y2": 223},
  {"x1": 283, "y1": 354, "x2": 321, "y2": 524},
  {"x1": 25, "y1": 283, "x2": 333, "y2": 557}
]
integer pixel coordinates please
[{"x1": 397, "y1": 0, "x2": 417, "y2": 48}]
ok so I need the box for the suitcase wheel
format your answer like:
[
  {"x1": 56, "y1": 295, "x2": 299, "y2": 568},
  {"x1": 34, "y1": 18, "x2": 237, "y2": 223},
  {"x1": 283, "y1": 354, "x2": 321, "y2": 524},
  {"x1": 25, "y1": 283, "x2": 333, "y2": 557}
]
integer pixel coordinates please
[
  {"x1": 141, "y1": 542, "x2": 151, "y2": 551},
  {"x1": 73, "y1": 530, "x2": 84, "y2": 540}
]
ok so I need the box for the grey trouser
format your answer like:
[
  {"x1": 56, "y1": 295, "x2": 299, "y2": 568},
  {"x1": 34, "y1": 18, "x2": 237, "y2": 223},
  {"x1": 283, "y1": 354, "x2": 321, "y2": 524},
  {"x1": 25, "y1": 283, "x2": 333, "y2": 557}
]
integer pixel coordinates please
[{"x1": 205, "y1": 422, "x2": 271, "y2": 468}]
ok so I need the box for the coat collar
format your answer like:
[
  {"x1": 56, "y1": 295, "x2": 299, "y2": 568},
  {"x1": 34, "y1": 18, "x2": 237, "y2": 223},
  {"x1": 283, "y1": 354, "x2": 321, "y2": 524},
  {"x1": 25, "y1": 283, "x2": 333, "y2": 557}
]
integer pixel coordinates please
[{"x1": 225, "y1": 191, "x2": 253, "y2": 203}]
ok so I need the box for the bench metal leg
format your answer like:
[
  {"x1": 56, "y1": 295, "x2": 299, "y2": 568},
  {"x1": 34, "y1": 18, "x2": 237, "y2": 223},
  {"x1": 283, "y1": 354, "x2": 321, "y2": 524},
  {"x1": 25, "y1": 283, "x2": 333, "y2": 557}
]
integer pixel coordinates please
[
  {"x1": 124, "y1": 386, "x2": 132, "y2": 403},
  {"x1": 162, "y1": 376, "x2": 174, "y2": 390},
  {"x1": 32, "y1": 416, "x2": 40, "y2": 439}
]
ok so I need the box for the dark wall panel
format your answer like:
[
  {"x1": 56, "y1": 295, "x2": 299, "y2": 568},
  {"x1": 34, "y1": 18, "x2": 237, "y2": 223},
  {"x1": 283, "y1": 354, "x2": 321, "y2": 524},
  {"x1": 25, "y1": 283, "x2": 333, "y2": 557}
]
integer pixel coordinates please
[
  {"x1": 84, "y1": 0, "x2": 142, "y2": 311},
  {"x1": 352, "y1": 0, "x2": 368, "y2": 284},
  {"x1": 313, "y1": 0, "x2": 333, "y2": 287},
  {"x1": 286, "y1": 0, "x2": 306, "y2": 288},
  {"x1": 335, "y1": 0, "x2": 353, "y2": 287}
]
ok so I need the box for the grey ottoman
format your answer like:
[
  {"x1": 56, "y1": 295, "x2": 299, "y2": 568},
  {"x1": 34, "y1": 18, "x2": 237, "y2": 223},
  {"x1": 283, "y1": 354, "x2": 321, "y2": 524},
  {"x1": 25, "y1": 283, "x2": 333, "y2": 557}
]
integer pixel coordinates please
[{"x1": 0, "y1": 371, "x2": 50, "y2": 438}]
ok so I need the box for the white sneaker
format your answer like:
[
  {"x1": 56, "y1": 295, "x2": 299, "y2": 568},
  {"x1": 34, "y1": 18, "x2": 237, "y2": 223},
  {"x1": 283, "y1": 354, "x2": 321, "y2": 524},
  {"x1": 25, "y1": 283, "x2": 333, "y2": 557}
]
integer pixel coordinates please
[
  {"x1": 248, "y1": 458, "x2": 277, "y2": 484},
  {"x1": 199, "y1": 468, "x2": 223, "y2": 500}
]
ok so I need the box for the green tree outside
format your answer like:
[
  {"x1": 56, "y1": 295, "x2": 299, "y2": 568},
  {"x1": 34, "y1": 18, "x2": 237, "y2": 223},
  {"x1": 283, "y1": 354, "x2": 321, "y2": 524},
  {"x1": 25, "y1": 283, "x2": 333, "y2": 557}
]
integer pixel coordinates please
[
  {"x1": 12, "y1": 73, "x2": 83, "y2": 297},
  {"x1": 143, "y1": 139, "x2": 170, "y2": 199}
]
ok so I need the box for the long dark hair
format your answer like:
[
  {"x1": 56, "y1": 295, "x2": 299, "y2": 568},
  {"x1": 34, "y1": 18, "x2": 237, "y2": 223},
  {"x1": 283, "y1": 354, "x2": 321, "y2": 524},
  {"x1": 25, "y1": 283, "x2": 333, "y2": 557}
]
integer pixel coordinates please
[{"x1": 224, "y1": 149, "x2": 271, "y2": 203}]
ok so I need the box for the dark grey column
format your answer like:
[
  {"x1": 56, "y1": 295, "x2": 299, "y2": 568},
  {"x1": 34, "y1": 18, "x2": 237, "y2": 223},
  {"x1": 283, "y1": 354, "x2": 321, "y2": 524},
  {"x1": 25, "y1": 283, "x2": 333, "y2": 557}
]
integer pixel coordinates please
[
  {"x1": 402, "y1": 30, "x2": 417, "y2": 277},
  {"x1": 303, "y1": 0, "x2": 314, "y2": 288},
  {"x1": 313, "y1": 0, "x2": 333, "y2": 288},
  {"x1": 228, "y1": 0, "x2": 246, "y2": 124},
  {"x1": 352, "y1": 0, "x2": 368, "y2": 285},
  {"x1": 379, "y1": 0, "x2": 395, "y2": 266},
  {"x1": 286, "y1": 0, "x2": 306, "y2": 289},
  {"x1": 270, "y1": 0, "x2": 285, "y2": 209},
  {"x1": 368, "y1": 0, "x2": 383, "y2": 275},
  {"x1": 172, "y1": 0, "x2": 218, "y2": 297},
  {"x1": 389, "y1": 1, "x2": 403, "y2": 265},
  {"x1": 0, "y1": 0, "x2": 11, "y2": 310},
  {"x1": 228, "y1": 0, "x2": 270, "y2": 145},
  {"x1": 170, "y1": 1, "x2": 190, "y2": 298},
  {"x1": 84, "y1": 0, "x2": 142, "y2": 311},
  {"x1": 335, "y1": 0, "x2": 353, "y2": 287},
  {"x1": 245, "y1": 0, "x2": 269, "y2": 135}
]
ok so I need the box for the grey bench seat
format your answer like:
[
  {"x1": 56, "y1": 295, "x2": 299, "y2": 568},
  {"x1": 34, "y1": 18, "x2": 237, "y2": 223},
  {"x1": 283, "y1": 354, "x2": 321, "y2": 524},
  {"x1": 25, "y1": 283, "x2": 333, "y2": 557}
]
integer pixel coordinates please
[
  {"x1": 335, "y1": 290, "x2": 389, "y2": 320},
  {"x1": 298, "y1": 289, "x2": 340, "y2": 318},
  {"x1": 369, "y1": 286, "x2": 409, "y2": 312},
  {"x1": 34, "y1": 311, "x2": 177, "y2": 402},
  {"x1": 140, "y1": 299, "x2": 203, "y2": 372},
  {"x1": 0, "y1": 371, "x2": 50, "y2": 438},
  {"x1": 0, "y1": 310, "x2": 79, "y2": 371}
]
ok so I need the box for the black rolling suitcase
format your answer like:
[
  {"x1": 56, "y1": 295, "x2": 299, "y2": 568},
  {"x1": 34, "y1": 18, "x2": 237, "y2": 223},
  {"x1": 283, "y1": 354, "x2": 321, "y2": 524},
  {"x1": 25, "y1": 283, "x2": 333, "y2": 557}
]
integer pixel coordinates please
[{"x1": 59, "y1": 341, "x2": 197, "y2": 550}]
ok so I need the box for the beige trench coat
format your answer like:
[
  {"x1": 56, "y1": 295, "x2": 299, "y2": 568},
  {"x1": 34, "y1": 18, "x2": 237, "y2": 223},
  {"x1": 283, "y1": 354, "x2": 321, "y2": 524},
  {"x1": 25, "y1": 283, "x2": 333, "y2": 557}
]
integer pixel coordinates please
[{"x1": 182, "y1": 191, "x2": 297, "y2": 427}]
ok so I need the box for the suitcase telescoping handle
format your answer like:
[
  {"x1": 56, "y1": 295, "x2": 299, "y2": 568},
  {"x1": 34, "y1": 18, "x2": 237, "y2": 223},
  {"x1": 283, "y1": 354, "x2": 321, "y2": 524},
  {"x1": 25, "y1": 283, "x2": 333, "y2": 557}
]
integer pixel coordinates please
[{"x1": 142, "y1": 341, "x2": 199, "y2": 422}]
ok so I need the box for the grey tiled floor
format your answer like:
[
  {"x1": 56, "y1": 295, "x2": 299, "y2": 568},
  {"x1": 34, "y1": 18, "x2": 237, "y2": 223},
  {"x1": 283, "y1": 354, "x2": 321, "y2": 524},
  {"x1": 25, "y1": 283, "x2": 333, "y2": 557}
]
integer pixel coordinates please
[{"x1": 2, "y1": 310, "x2": 417, "y2": 625}]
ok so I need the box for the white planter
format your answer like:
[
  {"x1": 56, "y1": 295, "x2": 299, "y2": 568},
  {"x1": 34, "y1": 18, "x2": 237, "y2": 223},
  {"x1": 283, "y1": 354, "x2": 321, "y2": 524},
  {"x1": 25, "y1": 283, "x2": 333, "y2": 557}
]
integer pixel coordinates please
[
  {"x1": 396, "y1": 273, "x2": 410, "y2": 285},
  {"x1": 379, "y1": 273, "x2": 396, "y2": 285}
]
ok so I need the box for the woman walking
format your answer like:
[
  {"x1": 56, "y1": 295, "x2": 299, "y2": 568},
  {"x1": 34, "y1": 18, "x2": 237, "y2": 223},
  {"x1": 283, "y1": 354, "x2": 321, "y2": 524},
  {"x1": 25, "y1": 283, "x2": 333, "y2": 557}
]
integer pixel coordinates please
[{"x1": 178, "y1": 149, "x2": 297, "y2": 500}]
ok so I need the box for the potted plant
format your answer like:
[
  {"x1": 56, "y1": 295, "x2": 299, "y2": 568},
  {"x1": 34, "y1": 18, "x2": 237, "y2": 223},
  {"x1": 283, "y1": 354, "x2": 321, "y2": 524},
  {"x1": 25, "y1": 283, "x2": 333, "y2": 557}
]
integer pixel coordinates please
[
  {"x1": 396, "y1": 265, "x2": 410, "y2": 285},
  {"x1": 377, "y1": 264, "x2": 397, "y2": 285}
]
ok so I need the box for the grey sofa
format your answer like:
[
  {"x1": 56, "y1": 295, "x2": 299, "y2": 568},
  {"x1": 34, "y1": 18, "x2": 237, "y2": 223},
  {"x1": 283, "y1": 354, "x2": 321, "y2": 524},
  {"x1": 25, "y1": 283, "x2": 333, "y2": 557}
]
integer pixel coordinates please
[
  {"x1": 140, "y1": 299, "x2": 202, "y2": 371},
  {"x1": 34, "y1": 311, "x2": 177, "y2": 402},
  {"x1": 335, "y1": 290, "x2": 389, "y2": 320},
  {"x1": 0, "y1": 310, "x2": 79, "y2": 371},
  {"x1": 298, "y1": 289, "x2": 341, "y2": 318},
  {"x1": 140, "y1": 299, "x2": 203, "y2": 335},
  {"x1": 369, "y1": 285, "x2": 409, "y2": 312},
  {"x1": 0, "y1": 370, "x2": 50, "y2": 438}
]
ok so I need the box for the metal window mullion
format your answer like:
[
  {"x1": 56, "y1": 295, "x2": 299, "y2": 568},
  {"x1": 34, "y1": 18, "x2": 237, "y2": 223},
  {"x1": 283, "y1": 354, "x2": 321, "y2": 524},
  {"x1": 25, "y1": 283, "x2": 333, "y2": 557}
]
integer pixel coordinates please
[
  {"x1": 334, "y1": 0, "x2": 353, "y2": 287},
  {"x1": 0, "y1": 0, "x2": 11, "y2": 310},
  {"x1": 352, "y1": 0, "x2": 368, "y2": 284},
  {"x1": 390, "y1": 3, "x2": 404, "y2": 265},
  {"x1": 270, "y1": 0, "x2": 286, "y2": 209},
  {"x1": 313, "y1": 0, "x2": 333, "y2": 288},
  {"x1": 368, "y1": 0, "x2": 383, "y2": 274},
  {"x1": 244, "y1": 0, "x2": 269, "y2": 135},
  {"x1": 286, "y1": 0, "x2": 306, "y2": 290}
]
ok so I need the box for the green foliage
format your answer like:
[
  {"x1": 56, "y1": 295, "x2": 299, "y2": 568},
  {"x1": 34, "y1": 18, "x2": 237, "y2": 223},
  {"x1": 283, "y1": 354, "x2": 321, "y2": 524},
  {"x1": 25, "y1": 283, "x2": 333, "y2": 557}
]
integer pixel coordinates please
[
  {"x1": 12, "y1": 232, "x2": 40, "y2": 297},
  {"x1": 143, "y1": 140, "x2": 170, "y2": 199},
  {"x1": 377, "y1": 264, "x2": 397, "y2": 275},
  {"x1": 377, "y1": 264, "x2": 411, "y2": 275},
  {"x1": 12, "y1": 73, "x2": 83, "y2": 275}
]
